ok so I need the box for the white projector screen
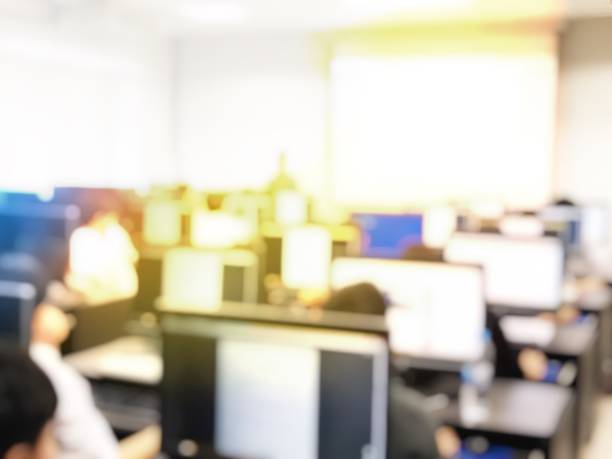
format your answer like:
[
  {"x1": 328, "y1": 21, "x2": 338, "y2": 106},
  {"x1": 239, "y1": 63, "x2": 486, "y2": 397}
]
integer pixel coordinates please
[{"x1": 330, "y1": 34, "x2": 557, "y2": 209}]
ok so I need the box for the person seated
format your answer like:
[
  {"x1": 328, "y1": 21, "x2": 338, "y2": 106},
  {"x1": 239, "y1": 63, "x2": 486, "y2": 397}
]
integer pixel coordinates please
[
  {"x1": 324, "y1": 282, "x2": 458, "y2": 459},
  {"x1": 30, "y1": 304, "x2": 119, "y2": 459},
  {"x1": 0, "y1": 349, "x2": 58, "y2": 459}
]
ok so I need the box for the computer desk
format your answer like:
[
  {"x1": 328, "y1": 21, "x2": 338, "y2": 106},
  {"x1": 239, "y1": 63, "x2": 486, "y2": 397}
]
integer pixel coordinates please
[
  {"x1": 575, "y1": 285, "x2": 612, "y2": 392},
  {"x1": 69, "y1": 336, "x2": 574, "y2": 459},
  {"x1": 501, "y1": 314, "x2": 598, "y2": 451},
  {"x1": 433, "y1": 379, "x2": 574, "y2": 459},
  {"x1": 65, "y1": 336, "x2": 161, "y2": 437}
]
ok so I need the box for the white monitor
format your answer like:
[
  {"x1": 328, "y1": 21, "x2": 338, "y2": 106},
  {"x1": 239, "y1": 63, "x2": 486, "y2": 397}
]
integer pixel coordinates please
[
  {"x1": 143, "y1": 201, "x2": 182, "y2": 247},
  {"x1": 331, "y1": 258, "x2": 486, "y2": 362},
  {"x1": 581, "y1": 205, "x2": 609, "y2": 249},
  {"x1": 444, "y1": 233, "x2": 564, "y2": 310},
  {"x1": 161, "y1": 248, "x2": 224, "y2": 310},
  {"x1": 162, "y1": 311, "x2": 388, "y2": 459},
  {"x1": 282, "y1": 226, "x2": 332, "y2": 290}
]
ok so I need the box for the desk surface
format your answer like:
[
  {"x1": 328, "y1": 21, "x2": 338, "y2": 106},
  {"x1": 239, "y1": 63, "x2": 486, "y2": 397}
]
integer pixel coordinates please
[
  {"x1": 65, "y1": 336, "x2": 162, "y2": 386},
  {"x1": 578, "y1": 287, "x2": 612, "y2": 313},
  {"x1": 545, "y1": 317, "x2": 598, "y2": 357},
  {"x1": 435, "y1": 379, "x2": 572, "y2": 440},
  {"x1": 503, "y1": 316, "x2": 598, "y2": 358}
]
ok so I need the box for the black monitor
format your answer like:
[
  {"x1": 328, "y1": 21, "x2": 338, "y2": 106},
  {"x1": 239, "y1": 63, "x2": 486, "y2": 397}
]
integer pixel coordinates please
[
  {"x1": 0, "y1": 281, "x2": 36, "y2": 349},
  {"x1": 161, "y1": 305, "x2": 389, "y2": 459},
  {"x1": 0, "y1": 202, "x2": 80, "y2": 279}
]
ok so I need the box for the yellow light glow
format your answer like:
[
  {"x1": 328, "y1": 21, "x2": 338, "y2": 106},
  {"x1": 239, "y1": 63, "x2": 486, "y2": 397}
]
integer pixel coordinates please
[
  {"x1": 282, "y1": 226, "x2": 332, "y2": 290},
  {"x1": 161, "y1": 248, "x2": 224, "y2": 310},
  {"x1": 275, "y1": 191, "x2": 308, "y2": 226},
  {"x1": 191, "y1": 210, "x2": 254, "y2": 249},
  {"x1": 143, "y1": 201, "x2": 182, "y2": 247},
  {"x1": 66, "y1": 213, "x2": 139, "y2": 303}
]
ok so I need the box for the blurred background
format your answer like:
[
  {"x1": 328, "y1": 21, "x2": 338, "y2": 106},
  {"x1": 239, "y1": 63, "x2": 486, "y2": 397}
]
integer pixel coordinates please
[{"x1": 1, "y1": 0, "x2": 612, "y2": 458}]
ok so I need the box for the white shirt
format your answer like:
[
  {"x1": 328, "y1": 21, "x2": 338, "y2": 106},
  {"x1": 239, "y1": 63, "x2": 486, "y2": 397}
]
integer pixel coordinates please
[{"x1": 30, "y1": 343, "x2": 119, "y2": 459}]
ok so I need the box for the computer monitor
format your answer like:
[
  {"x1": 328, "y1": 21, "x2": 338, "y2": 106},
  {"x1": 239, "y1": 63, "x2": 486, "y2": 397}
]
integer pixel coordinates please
[
  {"x1": 161, "y1": 306, "x2": 389, "y2": 459},
  {"x1": 0, "y1": 202, "x2": 81, "y2": 279},
  {"x1": 143, "y1": 201, "x2": 183, "y2": 247},
  {"x1": 135, "y1": 249, "x2": 260, "y2": 312},
  {"x1": 0, "y1": 281, "x2": 36, "y2": 349},
  {"x1": 580, "y1": 205, "x2": 609, "y2": 249},
  {"x1": 331, "y1": 258, "x2": 485, "y2": 362},
  {"x1": 539, "y1": 205, "x2": 582, "y2": 249},
  {"x1": 282, "y1": 226, "x2": 332, "y2": 290},
  {"x1": 162, "y1": 249, "x2": 225, "y2": 310},
  {"x1": 444, "y1": 233, "x2": 564, "y2": 310},
  {"x1": 352, "y1": 213, "x2": 423, "y2": 259}
]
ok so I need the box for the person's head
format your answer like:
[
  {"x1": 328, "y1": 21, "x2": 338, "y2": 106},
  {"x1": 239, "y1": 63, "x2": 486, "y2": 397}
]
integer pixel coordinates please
[
  {"x1": 324, "y1": 282, "x2": 387, "y2": 316},
  {"x1": 0, "y1": 350, "x2": 58, "y2": 459},
  {"x1": 402, "y1": 245, "x2": 444, "y2": 263}
]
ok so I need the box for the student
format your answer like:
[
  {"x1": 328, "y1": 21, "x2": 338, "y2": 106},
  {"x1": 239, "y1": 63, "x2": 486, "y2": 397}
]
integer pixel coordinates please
[
  {"x1": 324, "y1": 282, "x2": 458, "y2": 459},
  {"x1": 0, "y1": 349, "x2": 58, "y2": 459},
  {"x1": 30, "y1": 304, "x2": 119, "y2": 459}
]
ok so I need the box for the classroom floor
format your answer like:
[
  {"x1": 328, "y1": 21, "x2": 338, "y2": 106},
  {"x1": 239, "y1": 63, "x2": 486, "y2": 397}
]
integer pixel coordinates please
[{"x1": 581, "y1": 397, "x2": 612, "y2": 459}]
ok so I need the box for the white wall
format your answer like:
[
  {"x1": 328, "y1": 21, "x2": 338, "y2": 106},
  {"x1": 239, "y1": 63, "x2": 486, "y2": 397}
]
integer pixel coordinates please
[
  {"x1": 175, "y1": 33, "x2": 328, "y2": 198},
  {"x1": 556, "y1": 18, "x2": 612, "y2": 210},
  {"x1": 0, "y1": 20, "x2": 175, "y2": 192}
]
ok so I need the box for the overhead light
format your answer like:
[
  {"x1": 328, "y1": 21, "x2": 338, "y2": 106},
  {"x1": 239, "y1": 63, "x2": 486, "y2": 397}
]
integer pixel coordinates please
[{"x1": 177, "y1": 1, "x2": 248, "y2": 26}]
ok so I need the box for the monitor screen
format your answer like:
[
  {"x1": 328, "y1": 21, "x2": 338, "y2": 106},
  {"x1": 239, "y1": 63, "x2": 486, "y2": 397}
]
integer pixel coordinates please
[
  {"x1": 331, "y1": 258, "x2": 485, "y2": 361},
  {"x1": 161, "y1": 249, "x2": 224, "y2": 310},
  {"x1": 143, "y1": 201, "x2": 182, "y2": 247},
  {"x1": 352, "y1": 213, "x2": 423, "y2": 259},
  {"x1": 0, "y1": 202, "x2": 80, "y2": 279},
  {"x1": 444, "y1": 233, "x2": 564, "y2": 310},
  {"x1": 539, "y1": 205, "x2": 582, "y2": 248},
  {"x1": 161, "y1": 312, "x2": 388, "y2": 459},
  {"x1": 0, "y1": 281, "x2": 36, "y2": 349},
  {"x1": 580, "y1": 205, "x2": 609, "y2": 248}
]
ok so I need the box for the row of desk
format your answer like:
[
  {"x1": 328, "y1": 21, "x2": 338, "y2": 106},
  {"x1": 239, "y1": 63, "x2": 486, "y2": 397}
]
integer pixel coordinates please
[
  {"x1": 62, "y1": 284, "x2": 610, "y2": 459},
  {"x1": 56, "y1": 247, "x2": 612, "y2": 459},
  {"x1": 66, "y1": 334, "x2": 575, "y2": 459}
]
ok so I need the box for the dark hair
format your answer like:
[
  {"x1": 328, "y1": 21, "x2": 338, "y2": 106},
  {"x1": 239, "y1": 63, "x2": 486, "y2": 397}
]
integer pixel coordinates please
[
  {"x1": 0, "y1": 349, "x2": 57, "y2": 455},
  {"x1": 402, "y1": 245, "x2": 444, "y2": 263},
  {"x1": 325, "y1": 282, "x2": 387, "y2": 316}
]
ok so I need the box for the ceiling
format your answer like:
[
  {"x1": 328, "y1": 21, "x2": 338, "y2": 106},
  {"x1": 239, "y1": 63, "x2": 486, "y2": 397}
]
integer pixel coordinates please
[{"x1": 0, "y1": 0, "x2": 609, "y2": 36}]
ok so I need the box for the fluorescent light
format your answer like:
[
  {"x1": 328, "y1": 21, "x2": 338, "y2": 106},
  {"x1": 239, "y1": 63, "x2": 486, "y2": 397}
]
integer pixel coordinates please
[{"x1": 178, "y1": 1, "x2": 248, "y2": 25}]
